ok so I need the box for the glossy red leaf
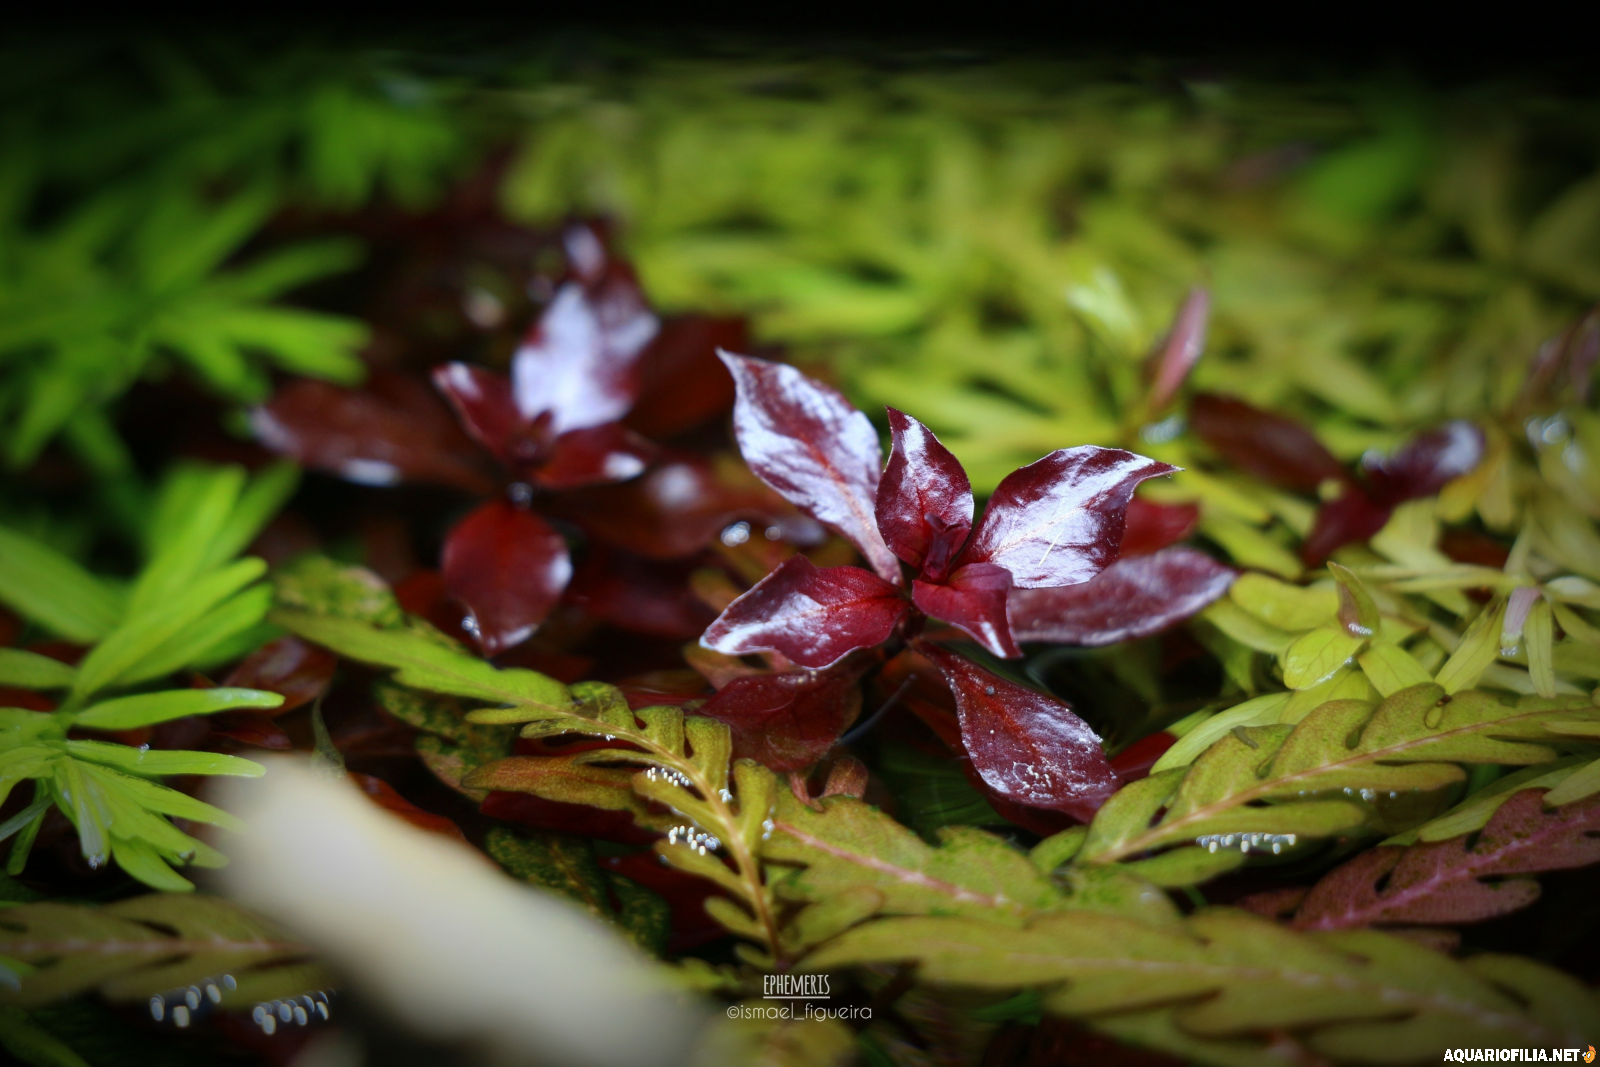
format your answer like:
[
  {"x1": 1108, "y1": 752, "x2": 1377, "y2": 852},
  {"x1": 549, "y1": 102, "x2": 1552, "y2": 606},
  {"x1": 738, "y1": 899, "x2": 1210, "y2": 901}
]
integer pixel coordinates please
[
  {"x1": 431, "y1": 362, "x2": 544, "y2": 468},
  {"x1": 554, "y1": 452, "x2": 819, "y2": 560},
  {"x1": 958, "y1": 447, "x2": 1175, "y2": 588},
  {"x1": 1302, "y1": 486, "x2": 1391, "y2": 565},
  {"x1": 1363, "y1": 420, "x2": 1485, "y2": 506},
  {"x1": 920, "y1": 642, "x2": 1118, "y2": 821},
  {"x1": 720, "y1": 352, "x2": 900, "y2": 583},
  {"x1": 1008, "y1": 547, "x2": 1235, "y2": 646},
  {"x1": 222, "y1": 636, "x2": 337, "y2": 713},
  {"x1": 912, "y1": 562, "x2": 1019, "y2": 659},
  {"x1": 1292, "y1": 790, "x2": 1600, "y2": 930},
  {"x1": 1108, "y1": 731, "x2": 1177, "y2": 784},
  {"x1": 442, "y1": 499, "x2": 572, "y2": 655},
  {"x1": 511, "y1": 249, "x2": 659, "y2": 434},
  {"x1": 252, "y1": 373, "x2": 495, "y2": 494},
  {"x1": 701, "y1": 665, "x2": 865, "y2": 772},
  {"x1": 1189, "y1": 393, "x2": 1346, "y2": 493},
  {"x1": 1120, "y1": 498, "x2": 1200, "y2": 558},
  {"x1": 876, "y1": 408, "x2": 973, "y2": 581},
  {"x1": 566, "y1": 548, "x2": 715, "y2": 640},
  {"x1": 530, "y1": 424, "x2": 656, "y2": 490},
  {"x1": 701, "y1": 555, "x2": 909, "y2": 669},
  {"x1": 626, "y1": 315, "x2": 746, "y2": 439},
  {"x1": 1146, "y1": 286, "x2": 1210, "y2": 413}
]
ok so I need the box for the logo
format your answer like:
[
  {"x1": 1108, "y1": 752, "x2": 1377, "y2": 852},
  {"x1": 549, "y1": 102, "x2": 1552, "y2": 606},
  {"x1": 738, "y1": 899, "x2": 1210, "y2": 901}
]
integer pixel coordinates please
[
  {"x1": 1583, "y1": 1047, "x2": 1594, "y2": 1063},
  {"x1": 762, "y1": 974, "x2": 830, "y2": 999}
]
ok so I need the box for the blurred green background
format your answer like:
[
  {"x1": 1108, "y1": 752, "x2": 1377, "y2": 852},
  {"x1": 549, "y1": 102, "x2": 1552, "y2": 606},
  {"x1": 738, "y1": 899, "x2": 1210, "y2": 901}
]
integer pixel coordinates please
[{"x1": 3, "y1": 32, "x2": 1597, "y2": 521}]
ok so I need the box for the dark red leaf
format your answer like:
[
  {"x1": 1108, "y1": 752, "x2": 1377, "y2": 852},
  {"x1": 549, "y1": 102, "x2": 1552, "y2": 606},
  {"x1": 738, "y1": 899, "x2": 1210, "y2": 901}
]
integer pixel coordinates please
[
  {"x1": 431, "y1": 362, "x2": 545, "y2": 469},
  {"x1": 920, "y1": 642, "x2": 1118, "y2": 821},
  {"x1": 1120, "y1": 498, "x2": 1200, "y2": 558},
  {"x1": 912, "y1": 562, "x2": 1019, "y2": 659},
  {"x1": 442, "y1": 500, "x2": 572, "y2": 655},
  {"x1": 207, "y1": 711, "x2": 293, "y2": 750},
  {"x1": 1146, "y1": 286, "x2": 1210, "y2": 413},
  {"x1": 222, "y1": 637, "x2": 337, "y2": 713},
  {"x1": 1292, "y1": 790, "x2": 1600, "y2": 930},
  {"x1": 876, "y1": 408, "x2": 973, "y2": 581},
  {"x1": 512, "y1": 240, "x2": 658, "y2": 434},
  {"x1": 1439, "y1": 528, "x2": 1511, "y2": 570},
  {"x1": 1189, "y1": 393, "x2": 1346, "y2": 493},
  {"x1": 720, "y1": 352, "x2": 900, "y2": 583},
  {"x1": 958, "y1": 447, "x2": 1175, "y2": 588},
  {"x1": 599, "y1": 852, "x2": 728, "y2": 953},
  {"x1": 701, "y1": 664, "x2": 865, "y2": 772},
  {"x1": 554, "y1": 452, "x2": 819, "y2": 560},
  {"x1": 1302, "y1": 487, "x2": 1391, "y2": 565},
  {"x1": 350, "y1": 772, "x2": 468, "y2": 843},
  {"x1": 1108, "y1": 731, "x2": 1177, "y2": 783},
  {"x1": 566, "y1": 548, "x2": 715, "y2": 640},
  {"x1": 1363, "y1": 421, "x2": 1485, "y2": 506},
  {"x1": 535, "y1": 423, "x2": 658, "y2": 490},
  {"x1": 252, "y1": 373, "x2": 496, "y2": 494},
  {"x1": 1008, "y1": 547, "x2": 1235, "y2": 646},
  {"x1": 701, "y1": 555, "x2": 909, "y2": 669},
  {"x1": 481, "y1": 790, "x2": 657, "y2": 846},
  {"x1": 625, "y1": 315, "x2": 746, "y2": 439}
]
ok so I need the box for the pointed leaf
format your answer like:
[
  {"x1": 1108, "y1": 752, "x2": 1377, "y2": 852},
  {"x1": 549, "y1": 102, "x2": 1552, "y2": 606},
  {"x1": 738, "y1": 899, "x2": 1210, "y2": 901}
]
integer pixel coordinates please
[
  {"x1": 70, "y1": 687, "x2": 283, "y2": 730},
  {"x1": 512, "y1": 266, "x2": 658, "y2": 434},
  {"x1": 536, "y1": 423, "x2": 657, "y2": 490},
  {"x1": 1120, "y1": 498, "x2": 1200, "y2": 558},
  {"x1": 252, "y1": 372, "x2": 495, "y2": 494},
  {"x1": 442, "y1": 500, "x2": 572, "y2": 655},
  {"x1": 913, "y1": 562, "x2": 1019, "y2": 658},
  {"x1": 921, "y1": 642, "x2": 1118, "y2": 820},
  {"x1": 0, "y1": 525, "x2": 122, "y2": 644},
  {"x1": 1303, "y1": 487, "x2": 1392, "y2": 565},
  {"x1": 1147, "y1": 286, "x2": 1210, "y2": 412},
  {"x1": 0, "y1": 649, "x2": 76, "y2": 690},
  {"x1": 432, "y1": 361, "x2": 542, "y2": 468},
  {"x1": 701, "y1": 556, "x2": 908, "y2": 669},
  {"x1": 876, "y1": 408, "x2": 973, "y2": 580},
  {"x1": 719, "y1": 352, "x2": 898, "y2": 583},
  {"x1": 625, "y1": 314, "x2": 745, "y2": 439},
  {"x1": 1189, "y1": 393, "x2": 1346, "y2": 493},
  {"x1": 1365, "y1": 421, "x2": 1485, "y2": 507},
  {"x1": 1009, "y1": 547, "x2": 1234, "y2": 646},
  {"x1": 958, "y1": 447, "x2": 1176, "y2": 588},
  {"x1": 701, "y1": 665, "x2": 864, "y2": 772}
]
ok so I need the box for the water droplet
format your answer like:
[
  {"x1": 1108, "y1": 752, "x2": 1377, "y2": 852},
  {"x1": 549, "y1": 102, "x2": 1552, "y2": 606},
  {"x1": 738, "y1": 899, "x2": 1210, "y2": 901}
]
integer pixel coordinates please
[
  {"x1": 150, "y1": 997, "x2": 165, "y2": 1022},
  {"x1": 173, "y1": 1005, "x2": 190, "y2": 1028}
]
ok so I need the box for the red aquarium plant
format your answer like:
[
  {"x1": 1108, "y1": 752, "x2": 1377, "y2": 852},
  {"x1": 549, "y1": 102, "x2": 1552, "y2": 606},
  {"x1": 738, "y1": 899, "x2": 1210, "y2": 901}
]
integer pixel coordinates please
[
  {"x1": 699, "y1": 352, "x2": 1222, "y2": 819},
  {"x1": 255, "y1": 222, "x2": 790, "y2": 655}
]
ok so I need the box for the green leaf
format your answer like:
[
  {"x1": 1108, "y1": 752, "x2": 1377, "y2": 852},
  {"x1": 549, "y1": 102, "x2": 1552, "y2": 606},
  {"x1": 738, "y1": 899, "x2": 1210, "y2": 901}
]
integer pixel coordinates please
[
  {"x1": 271, "y1": 556, "x2": 403, "y2": 627},
  {"x1": 70, "y1": 688, "x2": 282, "y2": 730},
  {"x1": 484, "y1": 828, "x2": 668, "y2": 955},
  {"x1": 1435, "y1": 599, "x2": 1507, "y2": 694},
  {"x1": 0, "y1": 895, "x2": 327, "y2": 1009},
  {"x1": 764, "y1": 793, "x2": 1066, "y2": 926},
  {"x1": 1282, "y1": 626, "x2": 1366, "y2": 689},
  {"x1": 1357, "y1": 642, "x2": 1433, "y2": 697},
  {"x1": 61, "y1": 741, "x2": 262, "y2": 778},
  {"x1": 1229, "y1": 574, "x2": 1338, "y2": 632},
  {"x1": 273, "y1": 610, "x2": 570, "y2": 713},
  {"x1": 117, "y1": 585, "x2": 274, "y2": 686},
  {"x1": 0, "y1": 526, "x2": 122, "y2": 644},
  {"x1": 0, "y1": 651, "x2": 75, "y2": 691},
  {"x1": 69, "y1": 559, "x2": 265, "y2": 701}
]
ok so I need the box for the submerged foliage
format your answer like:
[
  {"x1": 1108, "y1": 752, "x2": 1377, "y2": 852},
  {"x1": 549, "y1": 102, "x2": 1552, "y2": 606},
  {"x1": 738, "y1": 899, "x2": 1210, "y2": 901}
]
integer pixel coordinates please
[{"x1": 5, "y1": 30, "x2": 1600, "y2": 1067}]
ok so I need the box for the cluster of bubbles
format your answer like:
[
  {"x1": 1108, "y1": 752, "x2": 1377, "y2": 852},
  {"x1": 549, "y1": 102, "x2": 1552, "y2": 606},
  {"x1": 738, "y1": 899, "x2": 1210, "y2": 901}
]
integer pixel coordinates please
[
  {"x1": 643, "y1": 766, "x2": 695, "y2": 790},
  {"x1": 665, "y1": 825, "x2": 721, "y2": 855},
  {"x1": 1194, "y1": 832, "x2": 1298, "y2": 855},
  {"x1": 150, "y1": 974, "x2": 237, "y2": 1028},
  {"x1": 251, "y1": 991, "x2": 335, "y2": 1035}
]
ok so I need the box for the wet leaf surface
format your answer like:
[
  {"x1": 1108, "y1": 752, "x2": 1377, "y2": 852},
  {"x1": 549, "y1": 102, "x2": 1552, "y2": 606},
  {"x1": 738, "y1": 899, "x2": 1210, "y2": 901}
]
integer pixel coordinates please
[
  {"x1": 253, "y1": 372, "x2": 496, "y2": 493},
  {"x1": 701, "y1": 555, "x2": 909, "y2": 669},
  {"x1": 958, "y1": 447, "x2": 1175, "y2": 588},
  {"x1": 1365, "y1": 420, "x2": 1486, "y2": 506},
  {"x1": 721, "y1": 352, "x2": 899, "y2": 582},
  {"x1": 701, "y1": 663, "x2": 865, "y2": 772},
  {"x1": 921, "y1": 642, "x2": 1118, "y2": 821},
  {"x1": 913, "y1": 562, "x2": 1019, "y2": 659},
  {"x1": 876, "y1": 408, "x2": 973, "y2": 581},
  {"x1": 1009, "y1": 547, "x2": 1235, "y2": 646},
  {"x1": 442, "y1": 499, "x2": 572, "y2": 654}
]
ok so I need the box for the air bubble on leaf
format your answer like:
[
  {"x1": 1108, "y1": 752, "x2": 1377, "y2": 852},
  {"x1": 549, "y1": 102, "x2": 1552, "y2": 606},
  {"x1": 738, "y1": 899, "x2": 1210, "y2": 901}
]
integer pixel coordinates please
[
  {"x1": 508, "y1": 482, "x2": 535, "y2": 506},
  {"x1": 150, "y1": 997, "x2": 164, "y2": 1022},
  {"x1": 1140, "y1": 415, "x2": 1185, "y2": 444},
  {"x1": 721, "y1": 521, "x2": 751, "y2": 546},
  {"x1": 338, "y1": 458, "x2": 403, "y2": 486},
  {"x1": 173, "y1": 1005, "x2": 190, "y2": 1027}
]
